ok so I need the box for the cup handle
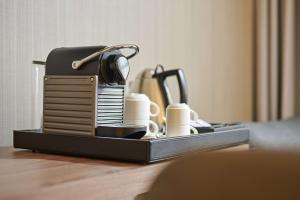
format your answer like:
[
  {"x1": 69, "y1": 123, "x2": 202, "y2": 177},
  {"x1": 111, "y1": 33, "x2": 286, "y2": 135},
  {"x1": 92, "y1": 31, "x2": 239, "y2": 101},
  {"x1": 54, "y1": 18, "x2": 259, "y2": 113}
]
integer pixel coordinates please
[
  {"x1": 150, "y1": 101, "x2": 160, "y2": 117},
  {"x1": 149, "y1": 120, "x2": 159, "y2": 135},
  {"x1": 190, "y1": 109, "x2": 199, "y2": 122},
  {"x1": 190, "y1": 125, "x2": 198, "y2": 134}
]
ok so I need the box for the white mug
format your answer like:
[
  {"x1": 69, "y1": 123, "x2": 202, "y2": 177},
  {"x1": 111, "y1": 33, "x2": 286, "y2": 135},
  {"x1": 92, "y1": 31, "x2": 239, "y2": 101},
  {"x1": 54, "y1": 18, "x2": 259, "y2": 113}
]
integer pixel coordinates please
[
  {"x1": 124, "y1": 93, "x2": 160, "y2": 120},
  {"x1": 166, "y1": 103, "x2": 198, "y2": 137},
  {"x1": 124, "y1": 93, "x2": 160, "y2": 137}
]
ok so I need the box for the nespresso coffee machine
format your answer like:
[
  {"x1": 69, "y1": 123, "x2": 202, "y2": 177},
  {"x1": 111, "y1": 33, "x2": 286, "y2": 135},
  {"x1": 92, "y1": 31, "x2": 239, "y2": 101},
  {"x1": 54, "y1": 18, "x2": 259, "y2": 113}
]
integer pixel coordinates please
[{"x1": 43, "y1": 44, "x2": 139, "y2": 136}]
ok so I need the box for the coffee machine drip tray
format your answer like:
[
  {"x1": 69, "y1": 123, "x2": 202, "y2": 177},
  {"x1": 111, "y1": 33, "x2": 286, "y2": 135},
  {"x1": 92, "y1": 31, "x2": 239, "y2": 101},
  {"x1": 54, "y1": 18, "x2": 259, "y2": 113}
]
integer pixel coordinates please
[{"x1": 13, "y1": 126, "x2": 249, "y2": 163}]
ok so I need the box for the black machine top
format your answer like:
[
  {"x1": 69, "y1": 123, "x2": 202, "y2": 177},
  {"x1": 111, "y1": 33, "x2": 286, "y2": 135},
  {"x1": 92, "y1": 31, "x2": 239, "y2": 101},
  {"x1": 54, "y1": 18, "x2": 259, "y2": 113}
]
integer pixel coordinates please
[
  {"x1": 45, "y1": 44, "x2": 139, "y2": 85},
  {"x1": 46, "y1": 46, "x2": 106, "y2": 76}
]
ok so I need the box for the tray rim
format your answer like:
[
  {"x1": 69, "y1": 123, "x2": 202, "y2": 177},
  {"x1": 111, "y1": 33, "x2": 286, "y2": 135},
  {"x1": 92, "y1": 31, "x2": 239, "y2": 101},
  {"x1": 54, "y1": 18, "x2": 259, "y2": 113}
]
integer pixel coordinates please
[{"x1": 13, "y1": 128, "x2": 249, "y2": 163}]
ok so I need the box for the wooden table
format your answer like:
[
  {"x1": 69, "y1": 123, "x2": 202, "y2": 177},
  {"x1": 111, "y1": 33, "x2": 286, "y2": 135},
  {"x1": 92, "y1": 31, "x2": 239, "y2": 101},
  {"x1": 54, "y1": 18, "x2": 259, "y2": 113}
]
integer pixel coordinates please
[{"x1": 0, "y1": 145, "x2": 248, "y2": 200}]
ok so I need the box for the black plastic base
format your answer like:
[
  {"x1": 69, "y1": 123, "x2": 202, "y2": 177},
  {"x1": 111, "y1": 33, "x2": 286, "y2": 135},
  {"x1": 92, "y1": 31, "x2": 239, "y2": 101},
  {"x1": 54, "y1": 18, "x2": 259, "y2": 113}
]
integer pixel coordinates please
[{"x1": 13, "y1": 127, "x2": 249, "y2": 163}]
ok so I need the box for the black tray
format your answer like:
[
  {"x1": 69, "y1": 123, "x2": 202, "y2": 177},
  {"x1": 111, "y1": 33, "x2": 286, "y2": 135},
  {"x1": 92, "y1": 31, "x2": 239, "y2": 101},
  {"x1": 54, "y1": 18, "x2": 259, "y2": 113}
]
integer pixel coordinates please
[{"x1": 13, "y1": 127, "x2": 249, "y2": 163}]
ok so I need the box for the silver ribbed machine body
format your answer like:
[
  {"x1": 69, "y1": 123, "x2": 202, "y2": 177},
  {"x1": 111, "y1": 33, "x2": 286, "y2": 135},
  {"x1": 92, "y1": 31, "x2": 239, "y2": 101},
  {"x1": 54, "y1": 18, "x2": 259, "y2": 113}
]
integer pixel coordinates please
[{"x1": 43, "y1": 75, "x2": 125, "y2": 136}]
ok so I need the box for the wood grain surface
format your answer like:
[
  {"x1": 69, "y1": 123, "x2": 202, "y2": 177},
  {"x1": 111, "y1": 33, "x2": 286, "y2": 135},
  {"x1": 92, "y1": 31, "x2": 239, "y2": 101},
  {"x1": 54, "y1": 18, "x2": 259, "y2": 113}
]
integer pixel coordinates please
[
  {"x1": 0, "y1": 147, "x2": 168, "y2": 200},
  {"x1": 0, "y1": 145, "x2": 249, "y2": 200}
]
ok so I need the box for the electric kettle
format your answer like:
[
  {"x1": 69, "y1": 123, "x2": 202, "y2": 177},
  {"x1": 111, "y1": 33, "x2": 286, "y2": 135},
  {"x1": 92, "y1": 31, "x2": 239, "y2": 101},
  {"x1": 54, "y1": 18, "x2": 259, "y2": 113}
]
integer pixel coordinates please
[{"x1": 131, "y1": 65, "x2": 188, "y2": 127}]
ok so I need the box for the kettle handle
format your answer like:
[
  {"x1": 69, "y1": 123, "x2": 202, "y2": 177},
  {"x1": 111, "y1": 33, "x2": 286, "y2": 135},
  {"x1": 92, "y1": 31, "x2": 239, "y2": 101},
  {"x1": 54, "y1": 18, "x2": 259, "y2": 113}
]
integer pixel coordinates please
[{"x1": 153, "y1": 68, "x2": 188, "y2": 107}]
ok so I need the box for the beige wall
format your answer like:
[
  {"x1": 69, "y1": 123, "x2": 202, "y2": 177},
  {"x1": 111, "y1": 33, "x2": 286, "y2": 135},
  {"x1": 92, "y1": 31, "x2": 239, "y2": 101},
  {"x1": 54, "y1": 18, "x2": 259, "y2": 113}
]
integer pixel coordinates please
[{"x1": 0, "y1": 0, "x2": 253, "y2": 146}]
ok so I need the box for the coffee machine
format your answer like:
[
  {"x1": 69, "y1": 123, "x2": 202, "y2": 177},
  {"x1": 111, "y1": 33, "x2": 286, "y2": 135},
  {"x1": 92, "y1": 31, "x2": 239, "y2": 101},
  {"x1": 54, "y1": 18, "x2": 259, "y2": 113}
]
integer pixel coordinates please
[{"x1": 42, "y1": 44, "x2": 139, "y2": 136}]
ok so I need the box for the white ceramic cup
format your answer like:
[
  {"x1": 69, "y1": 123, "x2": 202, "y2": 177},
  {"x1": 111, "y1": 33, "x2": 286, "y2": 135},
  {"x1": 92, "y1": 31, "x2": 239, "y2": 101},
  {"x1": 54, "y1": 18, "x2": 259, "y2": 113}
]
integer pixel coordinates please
[
  {"x1": 124, "y1": 93, "x2": 160, "y2": 137},
  {"x1": 124, "y1": 93, "x2": 160, "y2": 120},
  {"x1": 166, "y1": 103, "x2": 198, "y2": 137}
]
